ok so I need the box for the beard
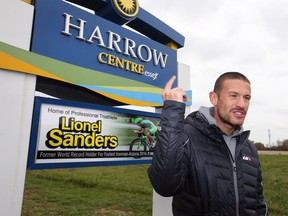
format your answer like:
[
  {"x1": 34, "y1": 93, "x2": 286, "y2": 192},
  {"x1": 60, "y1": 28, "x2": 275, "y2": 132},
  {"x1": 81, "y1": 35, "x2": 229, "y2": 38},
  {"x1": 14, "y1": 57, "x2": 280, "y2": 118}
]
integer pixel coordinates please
[{"x1": 217, "y1": 109, "x2": 245, "y2": 129}]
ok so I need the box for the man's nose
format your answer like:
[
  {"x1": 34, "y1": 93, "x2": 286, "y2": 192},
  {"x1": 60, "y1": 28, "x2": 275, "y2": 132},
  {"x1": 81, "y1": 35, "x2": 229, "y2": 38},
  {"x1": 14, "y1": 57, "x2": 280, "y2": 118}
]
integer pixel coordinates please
[{"x1": 236, "y1": 97, "x2": 247, "y2": 108}]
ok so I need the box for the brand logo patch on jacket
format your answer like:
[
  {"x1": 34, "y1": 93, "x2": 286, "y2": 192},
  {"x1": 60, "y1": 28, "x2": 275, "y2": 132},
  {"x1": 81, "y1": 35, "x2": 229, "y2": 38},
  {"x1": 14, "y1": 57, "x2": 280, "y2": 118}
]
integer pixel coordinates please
[{"x1": 242, "y1": 155, "x2": 252, "y2": 161}]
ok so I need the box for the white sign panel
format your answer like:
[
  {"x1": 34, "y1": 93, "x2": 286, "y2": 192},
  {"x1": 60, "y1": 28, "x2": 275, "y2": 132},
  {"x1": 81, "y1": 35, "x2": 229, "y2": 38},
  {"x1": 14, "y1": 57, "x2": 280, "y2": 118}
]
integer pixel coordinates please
[{"x1": 28, "y1": 97, "x2": 160, "y2": 169}]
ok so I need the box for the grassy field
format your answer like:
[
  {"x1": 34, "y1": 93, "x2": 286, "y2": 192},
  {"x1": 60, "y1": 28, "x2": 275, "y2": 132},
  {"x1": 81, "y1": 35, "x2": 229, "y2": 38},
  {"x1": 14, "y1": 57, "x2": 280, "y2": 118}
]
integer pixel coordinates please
[
  {"x1": 22, "y1": 165, "x2": 153, "y2": 216},
  {"x1": 259, "y1": 154, "x2": 288, "y2": 216},
  {"x1": 22, "y1": 154, "x2": 288, "y2": 215}
]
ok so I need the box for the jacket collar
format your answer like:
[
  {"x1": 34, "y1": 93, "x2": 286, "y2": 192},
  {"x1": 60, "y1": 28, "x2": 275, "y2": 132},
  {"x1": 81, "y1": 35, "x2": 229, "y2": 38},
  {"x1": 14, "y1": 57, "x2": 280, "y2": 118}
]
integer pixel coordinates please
[
  {"x1": 185, "y1": 107, "x2": 250, "y2": 143},
  {"x1": 199, "y1": 106, "x2": 244, "y2": 136}
]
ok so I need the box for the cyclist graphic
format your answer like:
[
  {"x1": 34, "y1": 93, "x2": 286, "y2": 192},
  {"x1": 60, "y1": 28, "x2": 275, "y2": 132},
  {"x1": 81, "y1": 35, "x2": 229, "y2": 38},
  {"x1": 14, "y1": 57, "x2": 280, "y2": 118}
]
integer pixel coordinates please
[{"x1": 133, "y1": 117, "x2": 157, "y2": 147}]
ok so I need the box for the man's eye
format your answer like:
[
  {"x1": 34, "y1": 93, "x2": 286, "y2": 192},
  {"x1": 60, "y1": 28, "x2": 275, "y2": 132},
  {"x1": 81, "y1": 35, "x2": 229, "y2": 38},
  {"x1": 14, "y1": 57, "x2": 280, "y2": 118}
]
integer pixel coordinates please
[{"x1": 244, "y1": 96, "x2": 251, "y2": 101}]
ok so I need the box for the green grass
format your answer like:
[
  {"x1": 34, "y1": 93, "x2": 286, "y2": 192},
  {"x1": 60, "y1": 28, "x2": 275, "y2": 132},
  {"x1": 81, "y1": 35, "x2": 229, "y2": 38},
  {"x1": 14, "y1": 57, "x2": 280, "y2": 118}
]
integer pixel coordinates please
[
  {"x1": 22, "y1": 155, "x2": 288, "y2": 215},
  {"x1": 22, "y1": 165, "x2": 153, "y2": 216},
  {"x1": 260, "y1": 154, "x2": 288, "y2": 216}
]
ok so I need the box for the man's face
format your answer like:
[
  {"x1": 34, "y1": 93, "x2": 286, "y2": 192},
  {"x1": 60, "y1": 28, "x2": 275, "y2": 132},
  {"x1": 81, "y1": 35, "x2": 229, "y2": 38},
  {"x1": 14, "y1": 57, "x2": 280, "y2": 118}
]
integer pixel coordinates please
[{"x1": 210, "y1": 79, "x2": 251, "y2": 134}]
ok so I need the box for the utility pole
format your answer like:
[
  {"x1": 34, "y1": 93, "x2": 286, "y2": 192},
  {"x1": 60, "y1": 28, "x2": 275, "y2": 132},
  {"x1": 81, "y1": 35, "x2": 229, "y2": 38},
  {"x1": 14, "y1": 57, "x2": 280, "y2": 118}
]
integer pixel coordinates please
[{"x1": 268, "y1": 129, "x2": 271, "y2": 147}]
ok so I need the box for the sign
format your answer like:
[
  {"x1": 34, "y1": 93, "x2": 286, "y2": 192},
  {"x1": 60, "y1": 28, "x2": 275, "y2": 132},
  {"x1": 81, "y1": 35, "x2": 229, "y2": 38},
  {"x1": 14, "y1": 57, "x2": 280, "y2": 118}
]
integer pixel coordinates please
[
  {"x1": 0, "y1": 1, "x2": 191, "y2": 107},
  {"x1": 27, "y1": 97, "x2": 160, "y2": 169},
  {"x1": 31, "y1": 0, "x2": 177, "y2": 88}
]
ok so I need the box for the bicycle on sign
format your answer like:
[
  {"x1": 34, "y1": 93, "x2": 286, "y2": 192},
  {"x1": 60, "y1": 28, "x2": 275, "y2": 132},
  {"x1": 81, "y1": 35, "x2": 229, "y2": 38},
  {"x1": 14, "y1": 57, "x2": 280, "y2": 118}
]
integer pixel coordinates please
[{"x1": 129, "y1": 131, "x2": 156, "y2": 158}]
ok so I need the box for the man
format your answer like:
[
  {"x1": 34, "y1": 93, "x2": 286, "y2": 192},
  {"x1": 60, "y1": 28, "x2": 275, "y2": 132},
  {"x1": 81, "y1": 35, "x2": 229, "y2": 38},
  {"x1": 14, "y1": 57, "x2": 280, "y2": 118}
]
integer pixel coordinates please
[
  {"x1": 148, "y1": 72, "x2": 268, "y2": 215},
  {"x1": 134, "y1": 117, "x2": 157, "y2": 146}
]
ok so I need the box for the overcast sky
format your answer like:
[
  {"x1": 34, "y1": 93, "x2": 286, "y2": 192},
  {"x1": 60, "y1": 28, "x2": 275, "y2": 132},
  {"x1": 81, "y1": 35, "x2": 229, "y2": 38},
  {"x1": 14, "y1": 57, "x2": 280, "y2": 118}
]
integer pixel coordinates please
[{"x1": 140, "y1": 0, "x2": 288, "y2": 145}]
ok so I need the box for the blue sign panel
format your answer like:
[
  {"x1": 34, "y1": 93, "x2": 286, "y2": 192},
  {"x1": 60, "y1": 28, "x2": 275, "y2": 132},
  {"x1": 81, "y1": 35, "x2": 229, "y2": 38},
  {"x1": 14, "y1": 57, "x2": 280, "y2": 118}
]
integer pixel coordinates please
[{"x1": 31, "y1": 0, "x2": 177, "y2": 88}]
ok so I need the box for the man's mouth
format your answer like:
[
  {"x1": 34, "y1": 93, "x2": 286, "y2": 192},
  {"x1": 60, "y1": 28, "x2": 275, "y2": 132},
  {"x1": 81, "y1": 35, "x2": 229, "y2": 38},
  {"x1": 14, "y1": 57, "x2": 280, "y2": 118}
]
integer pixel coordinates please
[{"x1": 233, "y1": 110, "x2": 246, "y2": 118}]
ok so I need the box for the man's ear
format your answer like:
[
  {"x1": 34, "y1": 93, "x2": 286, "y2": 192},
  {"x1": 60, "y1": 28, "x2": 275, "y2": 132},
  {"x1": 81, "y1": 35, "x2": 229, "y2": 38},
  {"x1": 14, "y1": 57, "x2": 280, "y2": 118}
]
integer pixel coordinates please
[{"x1": 209, "y1": 91, "x2": 218, "y2": 106}]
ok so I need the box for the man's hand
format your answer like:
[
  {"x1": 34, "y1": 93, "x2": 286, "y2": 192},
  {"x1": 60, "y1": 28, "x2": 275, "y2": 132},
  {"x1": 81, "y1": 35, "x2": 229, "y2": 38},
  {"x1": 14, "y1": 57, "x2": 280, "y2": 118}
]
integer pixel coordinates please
[{"x1": 162, "y1": 76, "x2": 187, "y2": 102}]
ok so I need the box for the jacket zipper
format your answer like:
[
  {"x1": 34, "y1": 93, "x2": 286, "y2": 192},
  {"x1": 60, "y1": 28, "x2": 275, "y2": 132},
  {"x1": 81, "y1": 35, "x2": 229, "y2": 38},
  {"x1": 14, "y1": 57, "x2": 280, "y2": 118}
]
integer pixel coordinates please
[
  {"x1": 216, "y1": 130, "x2": 249, "y2": 215},
  {"x1": 232, "y1": 135, "x2": 250, "y2": 216},
  {"x1": 223, "y1": 143, "x2": 240, "y2": 216},
  {"x1": 232, "y1": 161, "x2": 239, "y2": 216},
  {"x1": 228, "y1": 137, "x2": 248, "y2": 216}
]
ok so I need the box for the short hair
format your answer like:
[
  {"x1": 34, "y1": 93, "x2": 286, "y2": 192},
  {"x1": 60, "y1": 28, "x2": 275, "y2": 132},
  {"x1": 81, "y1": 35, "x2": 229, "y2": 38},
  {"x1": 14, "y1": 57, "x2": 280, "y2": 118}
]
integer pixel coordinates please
[{"x1": 213, "y1": 72, "x2": 250, "y2": 94}]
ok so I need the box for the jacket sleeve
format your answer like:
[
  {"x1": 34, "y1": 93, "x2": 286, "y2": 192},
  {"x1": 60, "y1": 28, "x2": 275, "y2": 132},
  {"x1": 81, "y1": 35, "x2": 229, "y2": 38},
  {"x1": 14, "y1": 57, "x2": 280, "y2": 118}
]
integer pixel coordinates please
[{"x1": 147, "y1": 100, "x2": 190, "y2": 197}]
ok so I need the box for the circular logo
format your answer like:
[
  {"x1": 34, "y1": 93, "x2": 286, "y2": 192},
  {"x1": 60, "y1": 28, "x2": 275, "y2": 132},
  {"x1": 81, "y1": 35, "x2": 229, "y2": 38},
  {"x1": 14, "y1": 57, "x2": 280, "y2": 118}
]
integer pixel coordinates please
[{"x1": 113, "y1": 0, "x2": 139, "y2": 18}]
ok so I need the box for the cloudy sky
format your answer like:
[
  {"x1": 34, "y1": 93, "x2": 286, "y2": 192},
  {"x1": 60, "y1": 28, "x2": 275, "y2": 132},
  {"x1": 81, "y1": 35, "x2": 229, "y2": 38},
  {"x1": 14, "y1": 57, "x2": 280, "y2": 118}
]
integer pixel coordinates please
[{"x1": 140, "y1": 0, "x2": 288, "y2": 145}]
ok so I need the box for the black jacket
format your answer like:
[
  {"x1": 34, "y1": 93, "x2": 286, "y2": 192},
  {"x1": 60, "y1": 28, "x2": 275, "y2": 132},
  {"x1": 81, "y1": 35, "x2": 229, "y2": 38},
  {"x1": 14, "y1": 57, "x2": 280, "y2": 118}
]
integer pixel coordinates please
[{"x1": 148, "y1": 101, "x2": 268, "y2": 216}]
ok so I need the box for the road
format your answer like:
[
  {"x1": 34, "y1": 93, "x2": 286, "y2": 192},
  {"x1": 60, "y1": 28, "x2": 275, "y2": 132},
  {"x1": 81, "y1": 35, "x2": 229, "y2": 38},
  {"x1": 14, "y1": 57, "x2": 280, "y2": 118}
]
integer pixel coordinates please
[{"x1": 258, "y1": 150, "x2": 288, "y2": 155}]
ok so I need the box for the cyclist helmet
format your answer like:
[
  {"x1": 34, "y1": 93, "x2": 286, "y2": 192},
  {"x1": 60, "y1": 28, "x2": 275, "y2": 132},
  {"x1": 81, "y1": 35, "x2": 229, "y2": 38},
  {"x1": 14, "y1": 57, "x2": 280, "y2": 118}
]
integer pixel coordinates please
[{"x1": 134, "y1": 117, "x2": 143, "y2": 124}]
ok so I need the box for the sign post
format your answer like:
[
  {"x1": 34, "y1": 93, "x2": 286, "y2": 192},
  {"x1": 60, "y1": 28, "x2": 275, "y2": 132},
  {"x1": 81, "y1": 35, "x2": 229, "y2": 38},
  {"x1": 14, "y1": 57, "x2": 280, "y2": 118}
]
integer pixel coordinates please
[{"x1": 0, "y1": 1, "x2": 34, "y2": 215}]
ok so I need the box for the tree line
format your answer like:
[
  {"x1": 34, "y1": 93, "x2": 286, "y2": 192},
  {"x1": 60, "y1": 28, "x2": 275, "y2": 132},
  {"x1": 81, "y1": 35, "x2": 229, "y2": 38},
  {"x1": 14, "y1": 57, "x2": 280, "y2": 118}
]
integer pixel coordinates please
[{"x1": 254, "y1": 139, "x2": 288, "y2": 151}]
